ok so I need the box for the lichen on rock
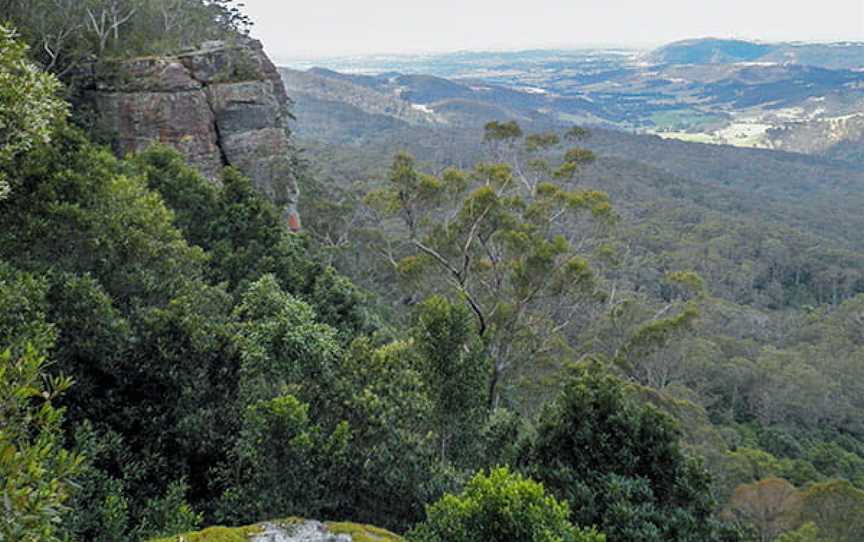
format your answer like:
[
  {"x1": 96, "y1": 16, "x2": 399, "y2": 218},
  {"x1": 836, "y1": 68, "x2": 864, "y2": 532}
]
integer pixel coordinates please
[{"x1": 150, "y1": 519, "x2": 405, "y2": 542}]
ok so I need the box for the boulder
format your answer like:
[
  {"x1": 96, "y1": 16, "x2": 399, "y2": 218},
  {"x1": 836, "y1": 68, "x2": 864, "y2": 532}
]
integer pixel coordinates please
[
  {"x1": 148, "y1": 519, "x2": 405, "y2": 542},
  {"x1": 252, "y1": 521, "x2": 350, "y2": 542}
]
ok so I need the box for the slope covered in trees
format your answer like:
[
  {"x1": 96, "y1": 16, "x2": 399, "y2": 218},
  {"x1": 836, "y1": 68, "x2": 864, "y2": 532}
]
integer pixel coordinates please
[
  {"x1": 289, "y1": 54, "x2": 864, "y2": 542},
  {"x1": 2, "y1": 4, "x2": 864, "y2": 542},
  {"x1": 1, "y1": 0, "x2": 251, "y2": 77},
  {"x1": 0, "y1": 114, "x2": 734, "y2": 540}
]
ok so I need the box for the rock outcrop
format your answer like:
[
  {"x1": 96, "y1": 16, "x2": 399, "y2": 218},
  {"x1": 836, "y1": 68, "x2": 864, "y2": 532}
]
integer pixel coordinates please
[
  {"x1": 77, "y1": 39, "x2": 300, "y2": 228},
  {"x1": 149, "y1": 519, "x2": 406, "y2": 542},
  {"x1": 252, "y1": 521, "x2": 350, "y2": 542}
]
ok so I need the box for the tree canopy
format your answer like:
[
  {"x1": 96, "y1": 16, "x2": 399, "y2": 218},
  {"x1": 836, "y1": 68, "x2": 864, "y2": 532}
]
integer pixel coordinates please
[
  {"x1": 408, "y1": 468, "x2": 605, "y2": 542},
  {"x1": 0, "y1": 24, "x2": 66, "y2": 199}
]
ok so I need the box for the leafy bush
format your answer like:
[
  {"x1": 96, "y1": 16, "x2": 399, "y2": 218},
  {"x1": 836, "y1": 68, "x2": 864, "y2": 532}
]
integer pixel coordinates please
[
  {"x1": 521, "y1": 365, "x2": 733, "y2": 542},
  {"x1": 0, "y1": 347, "x2": 82, "y2": 542},
  {"x1": 408, "y1": 468, "x2": 604, "y2": 542}
]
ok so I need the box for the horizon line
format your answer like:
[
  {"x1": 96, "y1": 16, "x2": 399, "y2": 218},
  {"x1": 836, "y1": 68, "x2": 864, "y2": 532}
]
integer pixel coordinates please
[{"x1": 266, "y1": 35, "x2": 864, "y2": 63}]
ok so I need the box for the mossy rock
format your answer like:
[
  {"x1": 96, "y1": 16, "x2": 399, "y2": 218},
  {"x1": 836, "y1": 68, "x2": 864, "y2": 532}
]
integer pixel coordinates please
[
  {"x1": 149, "y1": 519, "x2": 405, "y2": 542},
  {"x1": 326, "y1": 522, "x2": 406, "y2": 542},
  {"x1": 149, "y1": 524, "x2": 262, "y2": 542}
]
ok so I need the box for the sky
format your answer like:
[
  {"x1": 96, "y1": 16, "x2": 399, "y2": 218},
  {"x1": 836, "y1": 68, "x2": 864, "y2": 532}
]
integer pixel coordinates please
[{"x1": 242, "y1": 0, "x2": 864, "y2": 60}]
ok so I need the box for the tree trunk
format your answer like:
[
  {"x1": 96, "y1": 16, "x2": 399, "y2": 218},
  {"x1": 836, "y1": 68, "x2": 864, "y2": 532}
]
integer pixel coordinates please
[{"x1": 488, "y1": 362, "x2": 501, "y2": 409}]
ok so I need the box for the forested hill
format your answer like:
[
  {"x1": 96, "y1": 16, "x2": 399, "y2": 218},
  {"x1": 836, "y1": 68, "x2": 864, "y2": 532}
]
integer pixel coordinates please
[
  {"x1": 289, "y1": 59, "x2": 864, "y2": 542},
  {"x1": 572, "y1": 128, "x2": 864, "y2": 250},
  {"x1": 648, "y1": 38, "x2": 864, "y2": 69},
  {"x1": 281, "y1": 44, "x2": 864, "y2": 164},
  {"x1": 4, "y1": 3, "x2": 864, "y2": 542}
]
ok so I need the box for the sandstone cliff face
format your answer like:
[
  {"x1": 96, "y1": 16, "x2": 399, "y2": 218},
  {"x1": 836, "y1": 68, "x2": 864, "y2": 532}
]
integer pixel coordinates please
[{"x1": 78, "y1": 39, "x2": 300, "y2": 226}]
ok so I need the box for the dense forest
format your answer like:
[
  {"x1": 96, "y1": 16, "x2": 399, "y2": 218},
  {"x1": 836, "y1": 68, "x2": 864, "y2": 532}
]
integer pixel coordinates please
[{"x1": 2, "y1": 2, "x2": 864, "y2": 542}]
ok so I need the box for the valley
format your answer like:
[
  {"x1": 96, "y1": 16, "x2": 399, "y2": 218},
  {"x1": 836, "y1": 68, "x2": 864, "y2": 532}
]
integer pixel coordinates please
[
  {"x1": 4, "y1": 0, "x2": 864, "y2": 538},
  {"x1": 281, "y1": 38, "x2": 864, "y2": 160}
]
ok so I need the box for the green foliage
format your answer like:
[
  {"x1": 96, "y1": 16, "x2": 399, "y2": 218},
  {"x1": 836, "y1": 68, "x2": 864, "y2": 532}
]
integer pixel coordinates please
[
  {"x1": 556, "y1": 148, "x2": 596, "y2": 180},
  {"x1": 309, "y1": 265, "x2": 372, "y2": 338},
  {"x1": 231, "y1": 274, "x2": 341, "y2": 409},
  {"x1": 0, "y1": 127, "x2": 206, "y2": 309},
  {"x1": 44, "y1": 273, "x2": 132, "y2": 425},
  {"x1": 565, "y1": 126, "x2": 591, "y2": 141},
  {"x1": 775, "y1": 523, "x2": 827, "y2": 542},
  {"x1": 3, "y1": 0, "x2": 252, "y2": 77},
  {"x1": 521, "y1": 366, "x2": 731, "y2": 541},
  {"x1": 0, "y1": 263, "x2": 55, "y2": 356},
  {"x1": 414, "y1": 296, "x2": 489, "y2": 464},
  {"x1": 203, "y1": 168, "x2": 307, "y2": 292},
  {"x1": 131, "y1": 145, "x2": 222, "y2": 248},
  {"x1": 525, "y1": 132, "x2": 561, "y2": 152},
  {"x1": 216, "y1": 394, "x2": 350, "y2": 524},
  {"x1": 797, "y1": 480, "x2": 864, "y2": 542},
  {"x1": 0, "y1": 25, "x2": 66, "y2": 200},
  {"x1": 60, "y1": 423, "x2": 131, "y2": 542},
  {"x1": 0, "y1": 123, "x2": 375, "y2": 537},
  {"x1": 476, "y1": 407, "x2": 525, "y2": 469},
  {"x1": 724, "y1": 447, "x2": 821, "y2": 489},
  {"x1": 614, "y1": 301, "x2": 700, "y2": 371},
  {"x1": 134, "y1": 146, "x2": 371, "y2": 337},
  {"x1": 368, "y1": 131, "x2": 610, "y2": 406},
  {"x1": 409, "y1": 467, "x2": 605, "y2": 542},
  {"x1": 136, "y1": 480, "x2": 203, "y2": 540},
  {"x1": 1, "y1": 127, "x2": 238, "y2": 537},
  {"x1": 4, "y1": 19, "x2": 863, "y2": 538},
  {"x1": 484, "y1": 121, "x2": 524, "y2": 142},
  {"x1": 0, "y1": 346, "x2": 82, "y2": 542},
  {"x1": 334, "y1": 338, "x2": 438, "y2": 530}
]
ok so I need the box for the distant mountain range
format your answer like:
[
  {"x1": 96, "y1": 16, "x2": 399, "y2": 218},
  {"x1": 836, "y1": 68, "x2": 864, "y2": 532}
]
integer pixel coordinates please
[
  {"x1": 648, "y1": 38, "x2": 864, "y2": 69},
  {"x1": 281, "y1": 38, "x2": 864, "y2": 161}
]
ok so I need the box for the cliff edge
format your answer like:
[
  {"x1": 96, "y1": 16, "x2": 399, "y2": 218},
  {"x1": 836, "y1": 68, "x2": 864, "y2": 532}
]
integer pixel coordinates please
[{"x1": 77, "y1": 38, "x2": 301, "y2": 229}]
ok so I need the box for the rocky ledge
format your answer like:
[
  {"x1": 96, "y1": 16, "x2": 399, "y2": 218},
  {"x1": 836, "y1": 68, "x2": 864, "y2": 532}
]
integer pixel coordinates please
[
  {"x1": 77, "y1": 38, "x2": 300, "y2": 227},
  {"x1": 150, "y1": 519, "x2": 405, "y2": 542}
]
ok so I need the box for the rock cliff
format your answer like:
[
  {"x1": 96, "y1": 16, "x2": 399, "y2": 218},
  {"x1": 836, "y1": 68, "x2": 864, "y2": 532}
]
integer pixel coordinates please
[{"x1": 77, "y1": 39, "x2": 301, "y2": 228}]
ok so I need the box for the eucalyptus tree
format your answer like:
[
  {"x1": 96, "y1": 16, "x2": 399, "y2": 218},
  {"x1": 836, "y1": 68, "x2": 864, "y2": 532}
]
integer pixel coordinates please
[
  {"x1": 0, "y1": 0, "x2": 253, "y2": 76},
  {"x1": 367, "y1": 122, "x2": 611, "y2": 407}
]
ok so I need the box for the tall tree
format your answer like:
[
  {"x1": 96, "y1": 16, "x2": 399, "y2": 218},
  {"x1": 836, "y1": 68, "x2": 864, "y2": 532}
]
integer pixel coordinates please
[
  {"x1": 724, "y1": 478, "x2": 801, "y2": 542},
  {"x1": 798, "y1": 480, "x2": 864, "y2": 542},
  {"x1": 413, "y1": 295, "x2": 489, "y2": 464},
  {"x1": 367, "y1": 124, "x2": 611, "y2": 406}
]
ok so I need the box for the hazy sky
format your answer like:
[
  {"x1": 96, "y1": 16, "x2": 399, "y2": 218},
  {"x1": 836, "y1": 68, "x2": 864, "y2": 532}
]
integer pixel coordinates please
[{"x1": 242, "y1": 0, "x2": 864, "y2": 60}]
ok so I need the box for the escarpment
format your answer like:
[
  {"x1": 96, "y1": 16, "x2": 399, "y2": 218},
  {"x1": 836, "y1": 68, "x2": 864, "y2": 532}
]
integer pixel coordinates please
[{"x1": 76, "y1": 39, "x2": 301, "y2": 229}]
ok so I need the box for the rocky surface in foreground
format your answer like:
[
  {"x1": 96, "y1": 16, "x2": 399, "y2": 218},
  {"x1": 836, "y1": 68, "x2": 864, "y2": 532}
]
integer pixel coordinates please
[{"x1": 151, "y1": 519, "x2": 405, "y2": 542}]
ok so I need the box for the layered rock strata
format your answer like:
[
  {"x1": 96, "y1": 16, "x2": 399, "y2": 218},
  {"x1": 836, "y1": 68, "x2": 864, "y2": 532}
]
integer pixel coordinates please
[{"x1": 78, "y1": 39, "x2": 301, "y2": 228}]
